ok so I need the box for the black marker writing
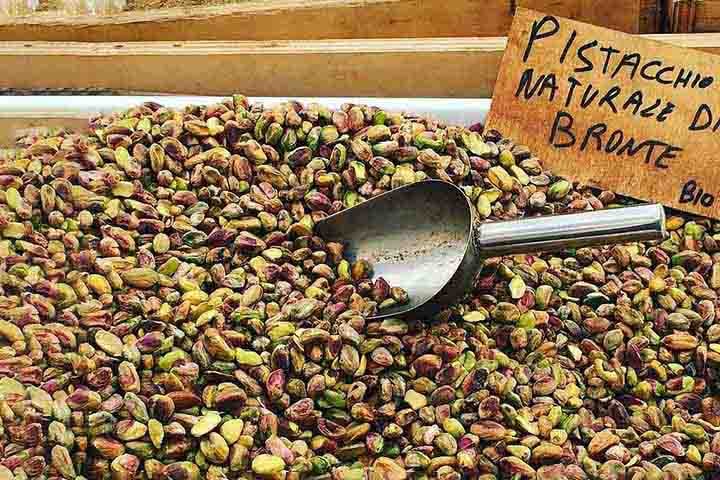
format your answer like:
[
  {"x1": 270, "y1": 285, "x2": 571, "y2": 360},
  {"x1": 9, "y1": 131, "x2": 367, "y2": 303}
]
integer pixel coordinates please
[{"x1": 680, "y1": 180, "x2": 715, "y2": 207}]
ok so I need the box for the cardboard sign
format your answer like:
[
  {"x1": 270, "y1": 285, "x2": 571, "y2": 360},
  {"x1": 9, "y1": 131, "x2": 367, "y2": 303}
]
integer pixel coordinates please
[{"x1": 486, "y1": 8, "x2": 720, "y2": 218}]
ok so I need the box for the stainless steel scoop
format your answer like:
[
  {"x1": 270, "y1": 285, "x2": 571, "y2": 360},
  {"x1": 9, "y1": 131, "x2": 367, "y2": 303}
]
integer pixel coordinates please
[{"x1": 316, "y1": 180, "x2": 667, "y2": 319}]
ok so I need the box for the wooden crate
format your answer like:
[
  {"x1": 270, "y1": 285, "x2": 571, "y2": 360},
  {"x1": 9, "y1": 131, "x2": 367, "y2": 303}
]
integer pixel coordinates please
[
  {"x1": 0, "y1": 0, "x2": 646, "y2": 42},
  {"x1": 0, "y1": 33, "x2": 719, "y2": 99}
]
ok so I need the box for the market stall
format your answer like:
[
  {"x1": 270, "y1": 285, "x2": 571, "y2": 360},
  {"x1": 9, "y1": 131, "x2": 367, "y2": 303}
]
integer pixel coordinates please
[{"x1": 0, "y1": 2, "x2": 719, "y2": 480}]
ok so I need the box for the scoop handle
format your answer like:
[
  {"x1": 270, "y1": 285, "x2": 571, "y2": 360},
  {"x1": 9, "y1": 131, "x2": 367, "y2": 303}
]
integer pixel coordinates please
[{"x1": 474, "y1": 204, "x2": 667, "y2": 257}]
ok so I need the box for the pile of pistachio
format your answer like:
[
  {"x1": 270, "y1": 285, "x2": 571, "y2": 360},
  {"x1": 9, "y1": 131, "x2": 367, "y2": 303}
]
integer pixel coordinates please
[{"x1": 0, "y1": 95, "x2": 718, "y2": 480}]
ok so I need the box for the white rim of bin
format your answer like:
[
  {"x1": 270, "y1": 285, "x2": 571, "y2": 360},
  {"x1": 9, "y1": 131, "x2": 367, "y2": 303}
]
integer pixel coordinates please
[{"x1": 0, "y1": 96, "x2": 492, "y2": 126}]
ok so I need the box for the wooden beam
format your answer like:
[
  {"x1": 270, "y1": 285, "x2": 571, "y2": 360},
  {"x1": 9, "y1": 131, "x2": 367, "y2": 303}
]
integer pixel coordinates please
[
  {"x1": 0, "y1": 0, "x2": 643, "y2": 42},
  {"x1": 0, "y1": 38, "x2": 507, "y2": 98},
  {"x1": 1, "y1": 34, "x2": 719, "y2": 99}
]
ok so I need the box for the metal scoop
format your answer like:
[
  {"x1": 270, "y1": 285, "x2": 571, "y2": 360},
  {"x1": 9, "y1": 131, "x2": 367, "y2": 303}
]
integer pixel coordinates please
[{"x1": 316, "y1": 180, "x2": 667, "y2": 319}]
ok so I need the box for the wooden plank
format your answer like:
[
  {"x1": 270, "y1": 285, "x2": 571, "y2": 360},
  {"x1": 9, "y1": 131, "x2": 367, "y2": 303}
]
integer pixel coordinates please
[
  {"x1": 0, "y1": 34, "x2": 717, "y2": 100},
  {"x1": 0, "y1": 0, "x2": 642, "y2": 42},
  {"x1": 0, "y1": 38, "x2": 507, "y2": 98}
]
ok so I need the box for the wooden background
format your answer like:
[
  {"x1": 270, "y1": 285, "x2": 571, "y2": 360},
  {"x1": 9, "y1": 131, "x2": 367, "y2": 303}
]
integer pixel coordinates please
[
  {"x1": 2, "y1": 2, "x2": 717, "y2": 44},
  {"x1": 1, "y1": 34, "x2": 719, "y2": 98},
  {"x1": 0, "y1": 1, "x2": 718, "y2": 99},
  {"x1": 0, "y1": 0, "x2": 649, "y2": 42}
]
